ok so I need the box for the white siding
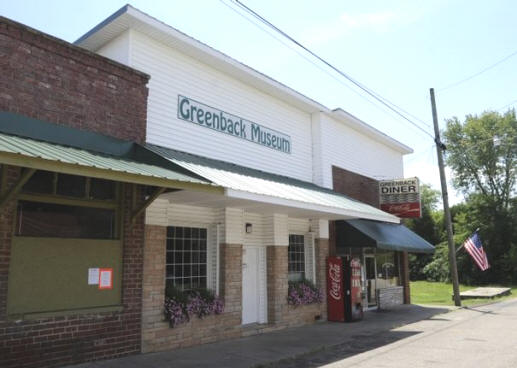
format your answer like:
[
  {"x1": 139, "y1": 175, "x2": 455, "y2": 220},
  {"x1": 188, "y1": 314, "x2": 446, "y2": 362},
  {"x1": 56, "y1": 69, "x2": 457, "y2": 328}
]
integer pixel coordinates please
[
  {"x1": 318, "y1": 114, "x2": 405, "y2": 188},
  {"x1": 288, "y1": 218, "x2": 310, "y2": 234},
  {"x1": 129, "y1": 30, "x2": 313, "y2": 181},
  {"x1": 222, "y1": 208, "x2": 244, "y2": 245},
  {"x1": 96, "y1": 30, "x2": 130, "y2": 65},
  {"x1": 244, "y1": 212, "x2": 265, "y2": 247},
  {"x1": 263, "y1": 214, "x2": 288, "y2": 246}
]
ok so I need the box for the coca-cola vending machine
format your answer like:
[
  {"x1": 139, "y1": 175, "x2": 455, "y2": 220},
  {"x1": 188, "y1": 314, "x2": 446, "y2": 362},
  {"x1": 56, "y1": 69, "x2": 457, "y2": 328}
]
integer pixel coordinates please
[{"x1": 327, "y1": 256, "x2": 363, "y2": 322}]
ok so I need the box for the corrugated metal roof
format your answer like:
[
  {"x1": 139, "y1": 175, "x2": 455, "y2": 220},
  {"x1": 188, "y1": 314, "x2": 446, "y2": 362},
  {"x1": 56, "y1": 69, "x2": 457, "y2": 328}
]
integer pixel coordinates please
[
  {"x1": 0, "y1": 133, "x2": 214, "y2": 188},
  {"x1": 146, "y1": 144, "x2": 400, "y2": 223}
]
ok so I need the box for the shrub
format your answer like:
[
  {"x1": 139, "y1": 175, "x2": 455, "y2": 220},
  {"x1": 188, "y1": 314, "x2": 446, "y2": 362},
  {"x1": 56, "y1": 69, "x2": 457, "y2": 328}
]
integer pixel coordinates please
[
  {"x1": 287, "y1": 279, "x2": 323, "y2": 306},
  {"x1": 164, "y1": 284, "x2": 224, "y2": 327}
]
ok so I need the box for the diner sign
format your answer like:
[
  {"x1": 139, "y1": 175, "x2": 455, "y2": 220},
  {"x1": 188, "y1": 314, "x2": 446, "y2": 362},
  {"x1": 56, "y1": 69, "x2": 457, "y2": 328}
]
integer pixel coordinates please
[
  {"x1": 379, "y1": 177, "x2": 421, "y2": 218},
  {"x1": 177, "y1": 95, "x2": 291, "y2": 154}
]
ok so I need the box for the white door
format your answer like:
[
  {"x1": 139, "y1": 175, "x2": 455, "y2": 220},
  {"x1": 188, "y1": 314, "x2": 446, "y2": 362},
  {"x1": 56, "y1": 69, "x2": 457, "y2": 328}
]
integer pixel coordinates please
[{"x1": 242, "y1": 246, "x2": 260, "y2": 324}]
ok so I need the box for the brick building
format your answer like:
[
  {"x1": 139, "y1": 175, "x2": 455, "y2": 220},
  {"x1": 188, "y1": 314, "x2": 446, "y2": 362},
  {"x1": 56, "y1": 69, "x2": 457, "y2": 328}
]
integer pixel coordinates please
[{"x1": 0, "y1": 6, "x2": 434, "y2": 368}]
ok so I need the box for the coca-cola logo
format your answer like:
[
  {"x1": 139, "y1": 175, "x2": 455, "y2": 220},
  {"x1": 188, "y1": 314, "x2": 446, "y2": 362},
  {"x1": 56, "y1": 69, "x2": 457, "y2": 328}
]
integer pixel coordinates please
[
  {"x1": 328, "y1": 263, "x2": 341, "y2": 300},
  {"x1": 388, "y1": 204, "x2": 411, "y2": 212}
]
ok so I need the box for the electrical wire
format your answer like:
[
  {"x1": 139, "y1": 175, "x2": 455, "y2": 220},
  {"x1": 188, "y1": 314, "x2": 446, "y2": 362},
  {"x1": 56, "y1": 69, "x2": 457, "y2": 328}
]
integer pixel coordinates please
[
  {"x1": 226, "y1": 0, "x2": 435, "y2": 139},
  {"x1": 218, "y1": 0, "x2": 431, "y2": 137},
  {"x1": 438, "y1": 49, "x2": 517, "y2": 92},
  {"x1": 497, "y1": 99, "x2": 517, "y2": 111}
]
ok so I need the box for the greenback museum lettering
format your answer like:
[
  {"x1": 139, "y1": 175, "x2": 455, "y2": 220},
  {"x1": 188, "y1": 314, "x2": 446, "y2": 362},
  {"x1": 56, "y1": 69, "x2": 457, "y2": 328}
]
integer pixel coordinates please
[{"x1": 177, "y1": 95, "x2": 291, "y2": 154}]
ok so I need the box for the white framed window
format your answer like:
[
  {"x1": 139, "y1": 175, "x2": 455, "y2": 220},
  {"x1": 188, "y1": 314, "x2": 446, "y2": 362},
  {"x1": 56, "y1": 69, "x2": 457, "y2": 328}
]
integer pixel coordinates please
[
  {"x1": 165, "y1": 226, "x2": 208, "y2": 291},
  {"x1": 288, "y1": 234, "x2": 305, "y2": 281}
]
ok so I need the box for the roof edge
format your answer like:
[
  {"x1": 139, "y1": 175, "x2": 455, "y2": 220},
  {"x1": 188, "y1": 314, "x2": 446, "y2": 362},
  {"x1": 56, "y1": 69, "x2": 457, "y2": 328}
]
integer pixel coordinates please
[{"x1": 74, "y1": 5, "x2": 414, "y2": 153}]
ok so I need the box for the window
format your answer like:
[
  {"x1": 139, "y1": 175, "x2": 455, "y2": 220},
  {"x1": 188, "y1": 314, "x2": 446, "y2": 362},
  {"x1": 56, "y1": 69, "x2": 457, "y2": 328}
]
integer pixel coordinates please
[
  {"x1": 288, "y1": 234, "x2": 305, "y2": 281},
  {"x1": 16, "y1": 170, "x2": 119, "y2": 239},
  {"x1": 16, "y1": 201, "x2": 116, "y2": 239},
  {"x1": 375, "y1": 251, "x2": 400, "y2": 287},
  {"x1": 166, "y1": 226, "x2": 207, "y2": 291},
  {"x1": 22, "y1": 170, "x2": 117, "y2": 200}
]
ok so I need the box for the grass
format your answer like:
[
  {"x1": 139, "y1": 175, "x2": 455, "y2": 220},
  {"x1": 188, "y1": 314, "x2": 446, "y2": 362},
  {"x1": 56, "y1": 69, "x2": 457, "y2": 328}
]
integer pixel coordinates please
[{"x1": 410, "y1": 281, "x2": 517, "y2": 307}]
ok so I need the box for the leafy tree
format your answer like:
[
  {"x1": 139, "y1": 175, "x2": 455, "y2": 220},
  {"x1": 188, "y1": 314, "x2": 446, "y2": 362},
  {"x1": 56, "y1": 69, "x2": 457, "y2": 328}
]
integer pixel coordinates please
[
  {"x1": 442, "y1": 110, "x2": 517, "y2": 284},
  {"x1": 444, "y1": 110, "x2": 516, "y2": 208},
  {"x1": 406, "y1": 184, "x2": 442, "y2": 280}
]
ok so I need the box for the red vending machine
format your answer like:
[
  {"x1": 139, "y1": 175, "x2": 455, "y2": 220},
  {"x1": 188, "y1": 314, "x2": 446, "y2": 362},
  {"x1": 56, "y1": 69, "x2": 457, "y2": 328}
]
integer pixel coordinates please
[{"x1": 327, "y1": 256, "x2": 363, "y2": 322}]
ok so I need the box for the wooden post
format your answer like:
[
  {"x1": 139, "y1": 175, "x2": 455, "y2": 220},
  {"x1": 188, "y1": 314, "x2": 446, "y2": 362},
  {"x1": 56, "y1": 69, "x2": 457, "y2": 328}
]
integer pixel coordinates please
[{"x1": 430, "y1": 88, "x2": 461, "y2": 307}]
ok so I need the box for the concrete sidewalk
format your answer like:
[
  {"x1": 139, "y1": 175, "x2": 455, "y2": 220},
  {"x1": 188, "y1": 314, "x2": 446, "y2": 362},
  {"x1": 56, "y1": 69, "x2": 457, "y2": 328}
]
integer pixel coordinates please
[{"x1": 66, "y1": 304, "x2": 453, "y2": 368}]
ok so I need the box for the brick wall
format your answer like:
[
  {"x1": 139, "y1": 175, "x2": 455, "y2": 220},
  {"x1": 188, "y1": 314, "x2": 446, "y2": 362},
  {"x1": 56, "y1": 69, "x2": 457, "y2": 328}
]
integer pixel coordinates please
[
  {"x1": 0, "y1": 16, "x2": 149, "y2": 368},
  {"x1": 141, "y1": 233, "x2": 328, "y2": 353},
  {"x1": 142, "y1": 239, "x2": 243, "y2": 353},
  {"x1": 0, "y1": 169, "x2": 146, "y2": 367},
  {"x1": 0, "y1": 17, "x2": 149, "y2": 143},
  {"x1": 332, "y1": 166, "x2": 380, "y2": 208},
  {"x1": 267, "y1": 246, "x2": 288, "y2": 324}
]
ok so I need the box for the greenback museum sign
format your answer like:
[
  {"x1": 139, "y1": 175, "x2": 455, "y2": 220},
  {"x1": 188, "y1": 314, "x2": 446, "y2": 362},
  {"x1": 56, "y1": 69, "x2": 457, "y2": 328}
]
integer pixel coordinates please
[{"x1": 177, "y1": 95, "x2": 291, "y2": 154}]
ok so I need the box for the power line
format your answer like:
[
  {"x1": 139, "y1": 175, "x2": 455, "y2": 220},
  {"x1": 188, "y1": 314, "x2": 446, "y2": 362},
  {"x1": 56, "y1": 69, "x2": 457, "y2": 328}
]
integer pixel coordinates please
[
  {"x1": 497, "y1": 99, "x2": 517, "y2": 111},
  {"x1": 226, "y1": 0, "x2": 435, "y2": 139},
  {"x1": 438, "y1": 49, "x2": 517, "y2": 92},
  {"x1": 219, "y1": 0, "x2": 432, "y2": 138}
]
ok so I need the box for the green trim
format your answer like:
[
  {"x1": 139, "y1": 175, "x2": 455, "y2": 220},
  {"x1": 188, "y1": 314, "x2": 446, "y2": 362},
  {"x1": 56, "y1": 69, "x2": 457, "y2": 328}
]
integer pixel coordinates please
[
  {"x1": 0, "y1": 112, "x2": 134, "y2": 157},
  {"x1": 9, "y1": 305, "x2": 124, "y2": 321}
]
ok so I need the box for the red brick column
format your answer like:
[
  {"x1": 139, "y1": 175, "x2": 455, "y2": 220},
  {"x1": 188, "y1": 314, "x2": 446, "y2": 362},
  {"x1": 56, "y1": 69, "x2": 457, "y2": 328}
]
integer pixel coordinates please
[
  {"x1": 267, "y1": 246, "x2": 288, "y2": 324},
  {"x1": 400, "y1": 251, "x2": 410, "y2": 304},
  {"x1": 141, "y1": 225, "x2": 167, "y2": 352},
  {"x1": 219, "y1": 244, "x2": 243, "y2": 318}
]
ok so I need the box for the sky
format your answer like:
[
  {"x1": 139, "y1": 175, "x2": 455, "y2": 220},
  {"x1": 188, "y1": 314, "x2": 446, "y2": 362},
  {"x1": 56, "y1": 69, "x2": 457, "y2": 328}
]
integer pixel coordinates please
[{"x1": 2, "y1": 0, "x2": 516, "y2": 205}]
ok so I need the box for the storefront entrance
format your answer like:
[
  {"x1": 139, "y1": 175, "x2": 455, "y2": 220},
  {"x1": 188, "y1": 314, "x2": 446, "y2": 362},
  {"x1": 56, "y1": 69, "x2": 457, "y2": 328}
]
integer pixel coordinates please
[{"x1": 242, "y1": 246, "x2": 260, "y2": 324}]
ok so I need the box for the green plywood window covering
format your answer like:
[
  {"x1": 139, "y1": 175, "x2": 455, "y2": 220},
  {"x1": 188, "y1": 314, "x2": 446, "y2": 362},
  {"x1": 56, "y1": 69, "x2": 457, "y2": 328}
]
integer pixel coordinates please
[{"x1": 7, "y1": 237, "x2": 122, "y2": 316}]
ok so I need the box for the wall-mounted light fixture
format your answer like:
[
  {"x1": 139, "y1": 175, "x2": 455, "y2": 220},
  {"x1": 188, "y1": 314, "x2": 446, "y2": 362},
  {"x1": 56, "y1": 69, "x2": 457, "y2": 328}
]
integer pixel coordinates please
[{"x1": 245, "y1": 223, "x2": 252, "y2": 234}]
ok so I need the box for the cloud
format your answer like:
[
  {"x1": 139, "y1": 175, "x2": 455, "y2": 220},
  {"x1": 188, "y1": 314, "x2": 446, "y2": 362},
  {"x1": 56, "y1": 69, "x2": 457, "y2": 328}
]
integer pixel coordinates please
[{"x1": 301, "y1": 10, "x2": 411, "y2": 46}]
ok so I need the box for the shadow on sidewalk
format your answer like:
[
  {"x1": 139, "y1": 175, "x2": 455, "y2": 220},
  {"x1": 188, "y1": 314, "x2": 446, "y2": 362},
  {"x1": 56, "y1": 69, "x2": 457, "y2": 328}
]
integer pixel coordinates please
[{"x1": 265, "y1": 304, "x2": 452, "y2": 368}]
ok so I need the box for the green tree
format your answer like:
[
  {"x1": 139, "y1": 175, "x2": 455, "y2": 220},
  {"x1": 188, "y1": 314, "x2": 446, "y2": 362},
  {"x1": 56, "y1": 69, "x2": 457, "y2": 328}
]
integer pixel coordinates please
[
  {"x1": 443, "y1": 109, "x2": 517, "y2": 284},
  {"x1": 406, "y1": 184, "x2": 442, "y2": 280}
]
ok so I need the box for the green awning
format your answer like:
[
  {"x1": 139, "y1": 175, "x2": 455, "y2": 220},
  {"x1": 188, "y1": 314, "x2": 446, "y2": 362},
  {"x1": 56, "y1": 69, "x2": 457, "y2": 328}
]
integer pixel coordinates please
[
  {"x1": 0, "y1": 112, "x2": 221, "y2": 193},
  {"x1": 0, "y1": 133, "x2": 221, "y2": 193},
  {"x1": 336, "y1": 219, "x2": 435, "y2": 254}
]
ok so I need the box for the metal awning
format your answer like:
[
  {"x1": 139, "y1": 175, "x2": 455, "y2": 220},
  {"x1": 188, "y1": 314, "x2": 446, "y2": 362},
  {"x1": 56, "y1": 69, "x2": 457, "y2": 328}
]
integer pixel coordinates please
[
  {"x1": 335, "y1": 219, "x2": 435, "y2": 253},
  {"x1": 0, "y1": 132, "x2": 221, "y2": 193},
  {"x1": 145, "y1": 144, "x2": 400, "y2": 223}
]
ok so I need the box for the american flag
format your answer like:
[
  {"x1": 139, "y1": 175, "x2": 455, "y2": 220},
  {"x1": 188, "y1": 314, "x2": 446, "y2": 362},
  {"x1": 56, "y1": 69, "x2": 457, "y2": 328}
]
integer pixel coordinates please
[{"x1": 463, "y1": 231, "x2": 490, "y2": 271}]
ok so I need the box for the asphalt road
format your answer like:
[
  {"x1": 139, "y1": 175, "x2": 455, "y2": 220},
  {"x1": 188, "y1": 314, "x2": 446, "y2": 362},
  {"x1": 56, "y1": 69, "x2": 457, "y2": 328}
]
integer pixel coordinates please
[{"x1": 270, "y1": 299, "x2": 517, "y2": 368}]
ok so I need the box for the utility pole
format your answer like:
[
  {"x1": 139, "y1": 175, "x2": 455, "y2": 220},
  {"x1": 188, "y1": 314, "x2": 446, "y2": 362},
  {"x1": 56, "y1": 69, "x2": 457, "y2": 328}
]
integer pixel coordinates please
[{"x1": 430, "y1": 88, "x2": 461, "y2": 307}]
